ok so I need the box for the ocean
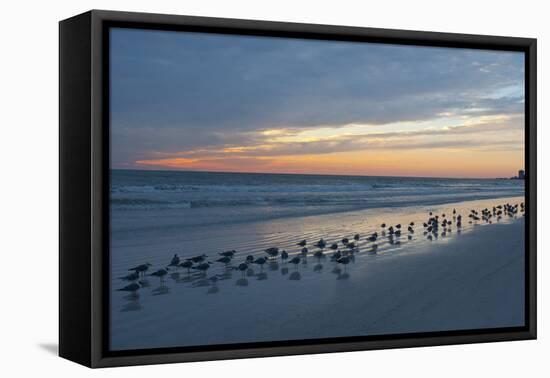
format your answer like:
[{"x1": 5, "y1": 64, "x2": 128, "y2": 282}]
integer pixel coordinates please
[{"x1": 111, "y1": 169, "x2": 524, "y2": 230}]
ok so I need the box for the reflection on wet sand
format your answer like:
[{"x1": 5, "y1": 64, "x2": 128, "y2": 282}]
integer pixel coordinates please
[
  {"x1": 236, "y1": 278, "x2": 249, "y2": 287},
  {"x1": 114, "y1": 200, "x2": 525, "y2": 313},
  {"x1": 121, "y1": 294, "x2": 142, "y2": 312},
  {"x1": 152, "y1": 285, "x2": 170, "y2": 296},
  {"x1": 289, "y1": 271, "x2": 301, "y2": 281}
]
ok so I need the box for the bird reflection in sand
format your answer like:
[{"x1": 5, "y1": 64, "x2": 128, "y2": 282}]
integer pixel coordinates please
[
  {"x1": 289, "y1": 271, "x2": 301, "y2": 281},
  {"x1": 152, "y1": 285, "x2": 170, "y2": 296},
  {"x1": 236, "y1": 278, "x2": 249, "y2": 287},
  {"x1": 313, "y1": 264, "x2": 323, "y2": 273},
  {"x1": 192, "y1": 278, "x2": 210, "y2": 288},
  {"x1": 121, "y1": 294, "x2": 142, "y2": 312},
  {"x1": 337, "y1": 272, "x2": 350, "y2": 280},
  {"x1": 207, "y1": 276, "x2": 220, "y2": 294},
  {"x1": 281, "y1": 267, "x2": 289, "y2": 275},
  {"x1": 256, "y1": 272, "x2": 268, "y2": 281},
  {"x1": 138, "y1": 279, "x2": 150, "y2": 288}
]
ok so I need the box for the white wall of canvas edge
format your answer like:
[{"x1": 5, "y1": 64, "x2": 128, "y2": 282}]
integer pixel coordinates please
[{"x1": 0, "y1": 0, "x2": 546, "y2": 376}]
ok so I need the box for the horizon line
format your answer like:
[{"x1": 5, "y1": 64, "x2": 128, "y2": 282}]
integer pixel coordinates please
[{"x1": 110, "y1": 167, "x2": 523, "y2": 181}]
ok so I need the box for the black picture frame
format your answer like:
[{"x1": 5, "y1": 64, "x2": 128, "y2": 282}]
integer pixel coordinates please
[{"x1": 59, "y1": 9, "x2": 537, "y2": 368}]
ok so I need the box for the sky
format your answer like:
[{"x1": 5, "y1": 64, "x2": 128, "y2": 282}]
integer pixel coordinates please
[{"x1": 110, "y1": 28, "x2": 525, "y2": 178}]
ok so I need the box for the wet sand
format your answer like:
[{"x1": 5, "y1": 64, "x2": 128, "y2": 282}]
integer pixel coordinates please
[{"x1": 110, "y1": 196, "x2": 525, "y2": 350}]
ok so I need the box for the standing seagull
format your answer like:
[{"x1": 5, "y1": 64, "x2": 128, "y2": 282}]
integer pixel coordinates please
[
  {"x1": 192, "y1": 262, "x2": 212, "y2": 274},
  {"x1": 253, "y1": 256, "x2": 268, "y2": 270},
  {"x1": 265, "y1": 247, "x2": 279, "y2": 259},
  {"x1": 219, "y1": 250, "x2": 236, "y2": 258},
  {"x1": 281, "y1": 250, "x2": 289, "y2": 262},
  {"x1": 187, "y1": 254, "x2": 207, "y2": 263},
  {"x1": 216, "y1": 256, "x2": 232, "y2": 265},
  {"x1": 289, "y1": 256, "x2": 301, "y2": 269},
  {"x1": 316, "y1": 239, "x2": 327, "y2": 249},
  {"x1": 168, "y1": 254, "x2": 180, "y2": 267},
  {"x1": 128, "y1": 263, "x2": 152, "y2": 277},
  {"x1": 150, "y1": 268, "x2": 168, "y2": 281},
  {"x1": 179, "y1": 260, "x2": 193, "y2": 273},
  {"x1": 297, "y1": 239, "x2": 307, "y2": 247},
  {"x1": 236, "y1": 262, "x2": 248, "y2": 277},
  {"x1": 336, "y1": 256, "x2": 351, "y2": 270}
]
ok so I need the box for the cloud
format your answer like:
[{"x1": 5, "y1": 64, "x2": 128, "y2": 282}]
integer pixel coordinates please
[
  {"x1": 133, "y1": 115, "x2": 524, "y2": 169},
  {"x1": 109, "y1": 28, "x2": 525, "y2": 169}
]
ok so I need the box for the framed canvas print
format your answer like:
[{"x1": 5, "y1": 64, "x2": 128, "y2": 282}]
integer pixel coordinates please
[{"x1": 59, "y1": 10, "x2": 537, "y2": 368}]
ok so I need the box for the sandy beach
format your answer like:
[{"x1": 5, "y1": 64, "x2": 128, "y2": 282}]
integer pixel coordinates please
[{"x1": 110, "y1": 195, "x2": 525, "y2": 350}]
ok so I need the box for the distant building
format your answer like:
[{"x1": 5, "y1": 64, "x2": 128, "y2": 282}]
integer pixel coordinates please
[{"x1": 510, "y1": 169, "x2": 525, "y2": 180}]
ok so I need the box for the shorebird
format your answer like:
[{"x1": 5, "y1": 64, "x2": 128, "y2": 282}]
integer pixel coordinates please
[
  {"x1": 297, "y1": 239, "x2": 307, "y2": 247},
  {"x1": 237, "y1": 263, "x2": 248, "y2": 277},
  {"x1": 367, "y1": 232, "x2": 378, "y2": 242},
  {"x1": 119, "y1": 271, "x2": 139, "y2": 281},
  {"x1": 354, "y1": 234, "x2": 360, "y2": 241},
  {"x1": 341, "y1": 237, "x2": 349, "y2": 245},
  {"x1": 301, "y1": 247, "x2": 308, "y2": 255},
  {"x1": 117, "y1": 282, "x2": 140, "y2": 293},
  {"x1": 246, "y1": 255, "x2": 254, "y2": 263},
  {"x1": 128, "y1": 263, "x2": 152, "y2": 277},
  {"x1": 150, "y1": 268, "x2": 168, "y2": 281},
  {"x1": 281, "y1": 250, "x2": 289, "y2": 261},
  {"x1": 289, "y1": 256, "x2": 301, "y2": 268},
  {"x1": 253, "y1": 256, "x2": 268, "y2": 269},
  {"x1": 315, "y1": 239, "x2": 327, "y2": 249},
  {"x1": 187, "y1": 254, "x2": 207, "y2": 263},
  {"x1": 219, "y1": 250, "x2": 236, "y2": 257},
  {"x1": 381, "y1": 223, "x2": 386, "y2": 228},
  {"x1": 216, "y1": 256, "x2": 232, "y2": 265},
  {"x1": 396, "y1": 224, "x2": 402, "y2": 229},
  {"x1": 336, "y1": 256, "x2": 351, "y2": 270},
  {"x1": 408, "y1": 226, "x2": 414, "y2": 233},
  {"x1": 179, "y1": 260, "x2": 193, "y2": 273},
  {"x1": 168, "y1": 254, "x2": 180, "y2": 267},
  {"x1": 265, "y1": 247, "x2": 279, "y2": 259},
  {"x1": 330, "y1": 250, "x2": 342, "y2": 261},
  {"x1": 330, "y1": 243, "x2": 338, "y2": 250},
  {"x1": 192, "y1": 262, "x2": 212, "y2": 273}
]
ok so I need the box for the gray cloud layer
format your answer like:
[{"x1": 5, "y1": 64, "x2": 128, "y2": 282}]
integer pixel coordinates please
[{"x1": 110, "y1": 28, "x2": 524, "y2": 166}]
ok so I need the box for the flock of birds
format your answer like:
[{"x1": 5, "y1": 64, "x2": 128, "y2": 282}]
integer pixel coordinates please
[{"x1": 117, "y1": 201, "x2": 525, "y2": 296}]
